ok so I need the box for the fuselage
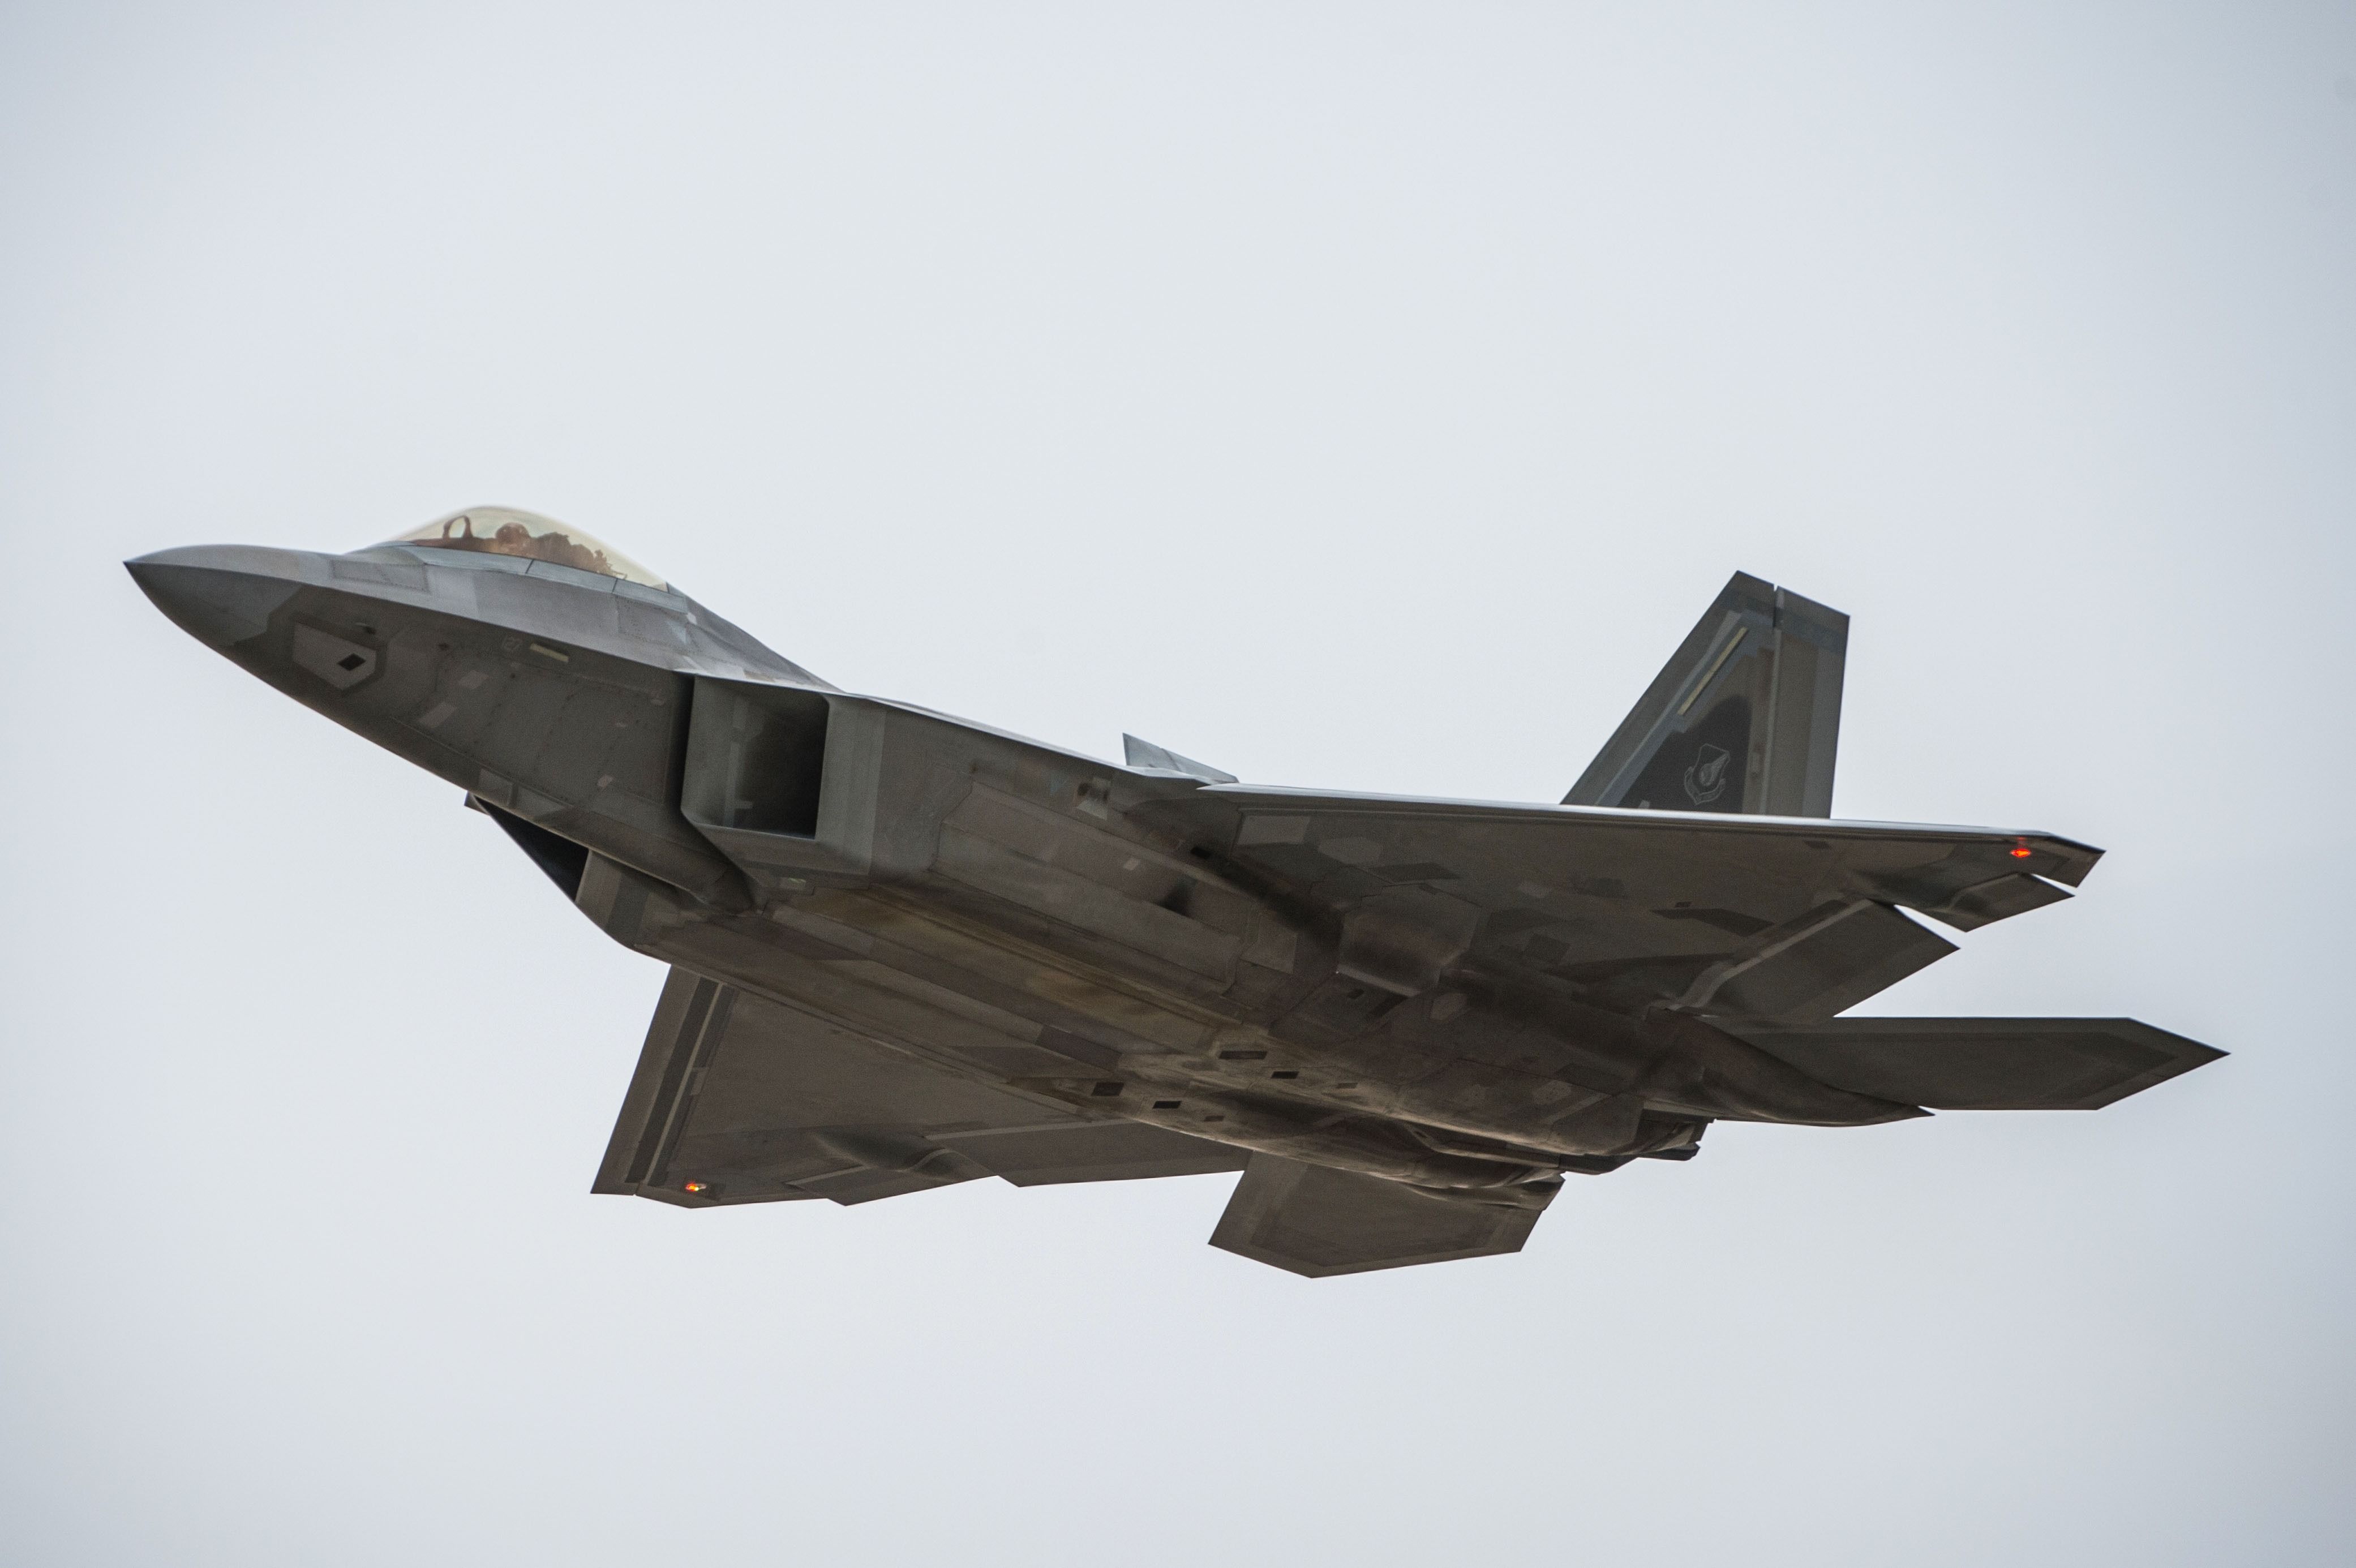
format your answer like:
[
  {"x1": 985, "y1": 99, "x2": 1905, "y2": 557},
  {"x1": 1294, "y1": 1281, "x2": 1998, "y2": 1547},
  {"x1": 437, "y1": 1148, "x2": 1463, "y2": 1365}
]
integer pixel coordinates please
[{"x1": 129, "y1": 524, "x2": 1925, "y2": 1206}]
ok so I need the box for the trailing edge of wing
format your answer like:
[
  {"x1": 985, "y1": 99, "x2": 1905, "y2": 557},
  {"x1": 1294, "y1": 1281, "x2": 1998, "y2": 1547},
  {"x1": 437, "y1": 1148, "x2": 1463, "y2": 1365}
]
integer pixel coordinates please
[
  {"x1": 1734, "y1": 1017, "x2": 2225, "y2": 1110},
  {"x1": 1568, "y1": 571, "x2": 1848, "y2": 818}
]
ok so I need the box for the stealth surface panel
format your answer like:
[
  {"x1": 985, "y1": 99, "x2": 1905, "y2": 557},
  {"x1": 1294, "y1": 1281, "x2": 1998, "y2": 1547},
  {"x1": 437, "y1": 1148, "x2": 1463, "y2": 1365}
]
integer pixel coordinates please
[
  {"x1": 1209, "y1": 1154, "x2": 1553, "y2": 1277},
  {"x1": 1144, "y1": 789, "x2": 2096, "y2": 1016},
  {"x1": 1736, "y1": 1017, "x2": 2226, "y2": 1110},
  {"x1": 599, "y1": 966, "x2": 1243, "y2": 1206}
]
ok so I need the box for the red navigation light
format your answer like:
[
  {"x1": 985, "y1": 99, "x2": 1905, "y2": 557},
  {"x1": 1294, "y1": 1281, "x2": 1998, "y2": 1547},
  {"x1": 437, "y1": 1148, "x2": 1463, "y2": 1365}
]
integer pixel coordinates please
[
  {"x1": 2009, "y1": 845, "x2": 2033, "y2": 860},
  {"x1": 683, "y1": 1181, "x2": 708, "y2": 1193}
]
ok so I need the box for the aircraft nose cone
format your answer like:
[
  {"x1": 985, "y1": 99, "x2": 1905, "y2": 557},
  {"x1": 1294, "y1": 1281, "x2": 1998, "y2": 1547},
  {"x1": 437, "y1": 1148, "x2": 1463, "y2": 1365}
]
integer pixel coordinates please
[{"x1": 126, "y1": 545, "x2": 306, "y2": 648}]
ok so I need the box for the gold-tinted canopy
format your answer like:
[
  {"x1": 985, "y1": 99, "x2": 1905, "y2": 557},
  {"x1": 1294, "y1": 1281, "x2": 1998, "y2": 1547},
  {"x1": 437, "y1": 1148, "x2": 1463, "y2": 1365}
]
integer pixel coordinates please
[{"x1": 385, "y1": 506, "x2": 666, "y2": 589}]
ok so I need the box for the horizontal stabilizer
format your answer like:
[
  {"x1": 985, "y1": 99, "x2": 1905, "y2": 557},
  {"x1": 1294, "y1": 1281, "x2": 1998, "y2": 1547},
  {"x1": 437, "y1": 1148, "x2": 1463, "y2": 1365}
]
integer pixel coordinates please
[
  {"x1": 1568, "y1": 572, "x2": 1847, "y2": 817},
  {"x1": 1736, "y1": 1017, "x2": 2224, "y2": 1110},
  {"x1": 1209, "y1": 1154, "x2": 1554, "y2": 1277}
]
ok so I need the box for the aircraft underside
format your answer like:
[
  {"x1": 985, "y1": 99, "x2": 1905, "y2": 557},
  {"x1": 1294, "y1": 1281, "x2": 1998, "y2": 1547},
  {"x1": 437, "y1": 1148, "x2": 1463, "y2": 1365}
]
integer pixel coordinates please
[{"x1": 130, "y1": 508, "x2": 2222, "y2": 1276}]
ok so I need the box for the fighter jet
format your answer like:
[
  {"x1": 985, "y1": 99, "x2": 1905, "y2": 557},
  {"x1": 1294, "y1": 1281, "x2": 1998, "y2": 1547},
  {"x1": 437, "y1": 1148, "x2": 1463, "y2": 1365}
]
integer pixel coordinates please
[{"x1": 128, "y1": 508, "x2": 2221, "y2": 1277}]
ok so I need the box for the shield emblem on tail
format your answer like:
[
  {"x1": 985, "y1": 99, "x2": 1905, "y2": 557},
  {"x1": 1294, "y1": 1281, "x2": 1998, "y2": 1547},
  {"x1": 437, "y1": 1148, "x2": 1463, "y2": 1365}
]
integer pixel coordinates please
[{"x1": 1684, "y1": 744, "x2": 1733, "y2": 806}]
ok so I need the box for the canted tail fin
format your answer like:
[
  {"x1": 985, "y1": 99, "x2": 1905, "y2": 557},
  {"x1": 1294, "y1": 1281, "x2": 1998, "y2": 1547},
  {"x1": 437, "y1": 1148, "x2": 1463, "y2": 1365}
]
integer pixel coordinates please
[{"x1": 1566, "y1": 572, "x2": 1848, "y2": 817}]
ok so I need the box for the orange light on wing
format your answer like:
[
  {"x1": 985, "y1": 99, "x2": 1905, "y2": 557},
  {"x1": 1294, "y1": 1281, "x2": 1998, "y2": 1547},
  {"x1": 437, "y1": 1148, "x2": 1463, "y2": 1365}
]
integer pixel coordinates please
[
  {"x1": 2009, "y1": 845, "x2": 2034, "y2": 859},
  {"x1": 683, "y1": 1181, "x2": 708, "y2": 1193}
]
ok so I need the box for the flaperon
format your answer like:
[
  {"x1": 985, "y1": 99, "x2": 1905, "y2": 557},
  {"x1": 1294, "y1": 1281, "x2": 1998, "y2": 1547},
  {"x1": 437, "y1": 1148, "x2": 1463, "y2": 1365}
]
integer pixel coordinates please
[{"x1": 129, "y1": 508, "x2": 2221, "y2": 1276}]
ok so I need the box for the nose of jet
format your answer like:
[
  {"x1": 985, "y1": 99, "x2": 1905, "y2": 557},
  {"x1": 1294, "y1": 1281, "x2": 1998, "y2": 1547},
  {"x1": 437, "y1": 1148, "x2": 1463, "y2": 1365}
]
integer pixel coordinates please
[{"x1": 126, "y1": 544, "x2": 310, "y2": 649}]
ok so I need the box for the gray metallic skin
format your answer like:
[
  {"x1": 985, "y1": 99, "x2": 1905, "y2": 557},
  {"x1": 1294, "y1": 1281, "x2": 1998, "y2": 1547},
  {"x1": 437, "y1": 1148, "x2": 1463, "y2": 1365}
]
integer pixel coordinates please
[{"x1": 129, "y1": 520, "x2": 2222, "y2": 1277}]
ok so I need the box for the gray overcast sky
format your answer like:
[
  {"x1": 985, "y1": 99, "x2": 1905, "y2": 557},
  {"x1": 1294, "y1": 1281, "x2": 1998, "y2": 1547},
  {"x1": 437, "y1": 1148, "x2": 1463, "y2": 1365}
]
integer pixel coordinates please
[{"x1": 4, "y1": 4, "x2": 2352, "y2": 1563}]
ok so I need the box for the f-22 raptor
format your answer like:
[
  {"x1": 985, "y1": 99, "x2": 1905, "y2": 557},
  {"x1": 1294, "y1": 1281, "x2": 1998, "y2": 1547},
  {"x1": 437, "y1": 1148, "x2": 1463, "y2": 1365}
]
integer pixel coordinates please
[{"x1": 130, "y1": 508, "x2": 2220, "y2": 1276}]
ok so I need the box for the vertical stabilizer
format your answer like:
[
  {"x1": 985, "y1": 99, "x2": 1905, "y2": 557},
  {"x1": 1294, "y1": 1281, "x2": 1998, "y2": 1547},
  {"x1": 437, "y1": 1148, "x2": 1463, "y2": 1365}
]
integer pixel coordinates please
[{"x1": 1565, "y1": 572, "x2": 1847, "y2": 817}]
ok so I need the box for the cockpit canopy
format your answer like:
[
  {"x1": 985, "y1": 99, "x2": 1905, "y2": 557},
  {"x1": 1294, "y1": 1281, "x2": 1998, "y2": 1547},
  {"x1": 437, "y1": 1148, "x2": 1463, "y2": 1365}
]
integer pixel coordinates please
[{"x1": 384, "y1": 506, "x2": 667, "y2": 590}]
